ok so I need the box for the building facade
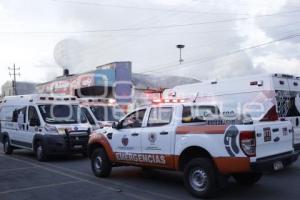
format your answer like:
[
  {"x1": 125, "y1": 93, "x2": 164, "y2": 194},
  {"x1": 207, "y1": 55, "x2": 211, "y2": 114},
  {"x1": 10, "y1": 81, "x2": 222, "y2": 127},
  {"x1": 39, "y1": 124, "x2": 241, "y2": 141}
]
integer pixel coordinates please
[
  {"x1": 36, "y1": 62, "x2": 199, "y2": 108},
  {"x1": 1, "y1": 81, "x2": 37, "y2": 97}
]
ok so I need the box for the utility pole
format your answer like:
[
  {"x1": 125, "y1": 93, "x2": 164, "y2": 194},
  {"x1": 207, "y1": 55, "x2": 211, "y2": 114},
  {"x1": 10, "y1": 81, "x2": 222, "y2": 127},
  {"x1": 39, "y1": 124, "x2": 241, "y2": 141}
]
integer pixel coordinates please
[{"x1": 8, "y1": 64, "x2": 20, "y2": 95}]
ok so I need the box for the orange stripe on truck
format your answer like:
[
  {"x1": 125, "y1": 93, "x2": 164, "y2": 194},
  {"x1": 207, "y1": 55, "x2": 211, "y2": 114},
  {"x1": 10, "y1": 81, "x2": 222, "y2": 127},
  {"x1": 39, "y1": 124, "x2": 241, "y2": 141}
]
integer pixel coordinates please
[
  {"x1": 88, "y1": 133, "x2": 116, "y2": 161},
  {"x1": 213, "y1": 157, "x2": 251, "y2": 174},
  {"x1": 176, "y1": 125, "x2": 227, "y2": 135}
]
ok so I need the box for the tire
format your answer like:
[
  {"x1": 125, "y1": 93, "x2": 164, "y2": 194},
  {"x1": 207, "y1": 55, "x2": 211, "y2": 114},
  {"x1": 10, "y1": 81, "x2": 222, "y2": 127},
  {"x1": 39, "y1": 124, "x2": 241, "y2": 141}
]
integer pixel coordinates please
[
  {"x1": 3, "y1": 137, "x2": 13, "y2": 155},
  {"x1": 183, "y1": 158, "x2": 217, "y2": 198},
  {"x1": 141, "y1": 167, "x2": 152, "y2": 172},
  {"x1": 91, "y1": 148, "x2": 112, "y2": 177},
  {"x1": 82, "y1": 152, "x2": 88, "y2": 157},
  {"x1": 35, "y1": 142, "x2": 48, "y2": 162},
  {"x1": 233, "y1": 172, "x2": 262, "y2": 186}
]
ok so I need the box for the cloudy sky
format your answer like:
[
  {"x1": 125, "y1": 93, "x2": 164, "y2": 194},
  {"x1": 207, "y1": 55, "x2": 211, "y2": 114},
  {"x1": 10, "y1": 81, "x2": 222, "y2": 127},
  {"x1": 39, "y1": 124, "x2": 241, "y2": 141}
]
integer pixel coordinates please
[{"x1": 0, "y1": 0, "x2": 300, "y2": 92}]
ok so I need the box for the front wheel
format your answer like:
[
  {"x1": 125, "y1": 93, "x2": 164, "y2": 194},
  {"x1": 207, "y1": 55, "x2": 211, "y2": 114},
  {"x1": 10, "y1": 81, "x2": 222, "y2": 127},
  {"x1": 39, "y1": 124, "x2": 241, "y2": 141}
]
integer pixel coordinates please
[
  {"x1": 91, "y1": 148, "x2": 112, "y2": 177},
  {"x1": 3, "y1": 137, "x2": 13, "y2": 155},
  {"x1": 233, "y1": 172, "x2": 262, "y2": 186},
  {"x1": 183, "y1": 158, "x2": 217, "y2": 198}
]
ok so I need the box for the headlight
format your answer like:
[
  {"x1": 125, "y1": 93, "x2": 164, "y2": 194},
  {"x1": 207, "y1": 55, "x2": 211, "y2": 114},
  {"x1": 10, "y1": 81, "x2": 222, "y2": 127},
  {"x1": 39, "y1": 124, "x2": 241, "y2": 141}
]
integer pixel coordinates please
[{"x1": 44, "y1": 124, "x2": 59, "y2": 134}]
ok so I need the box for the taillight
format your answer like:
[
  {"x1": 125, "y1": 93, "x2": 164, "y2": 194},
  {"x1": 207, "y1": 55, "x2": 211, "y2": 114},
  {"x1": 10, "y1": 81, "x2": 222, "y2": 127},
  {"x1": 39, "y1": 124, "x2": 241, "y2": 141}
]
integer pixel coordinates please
[
  {"x1": 260, "y1": 106, "x2": 279, "y2": 122},
  {"x1": 240, "y1": 131, "x2": 256, "y2": 157}
]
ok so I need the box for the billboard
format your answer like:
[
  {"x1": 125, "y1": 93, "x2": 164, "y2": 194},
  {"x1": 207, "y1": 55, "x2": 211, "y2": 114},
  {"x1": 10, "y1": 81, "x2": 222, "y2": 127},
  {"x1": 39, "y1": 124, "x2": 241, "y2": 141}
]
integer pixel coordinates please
[{"x1": 36, "y1": 62, "x2": 132, "y2": 104}]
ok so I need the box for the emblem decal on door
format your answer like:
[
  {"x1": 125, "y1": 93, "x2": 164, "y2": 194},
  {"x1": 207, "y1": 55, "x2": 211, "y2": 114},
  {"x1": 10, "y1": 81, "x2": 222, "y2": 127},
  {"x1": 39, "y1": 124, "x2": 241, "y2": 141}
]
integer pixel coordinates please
[
  {"x1": 122, "y1": 135, "x2": 129, "y2": 146},
  {"x1": 224, "y1": 126, "x2": 240, "y2": 157},
  {"x1": 148, "y1": 133, "x2": 157, "y2": 144}
]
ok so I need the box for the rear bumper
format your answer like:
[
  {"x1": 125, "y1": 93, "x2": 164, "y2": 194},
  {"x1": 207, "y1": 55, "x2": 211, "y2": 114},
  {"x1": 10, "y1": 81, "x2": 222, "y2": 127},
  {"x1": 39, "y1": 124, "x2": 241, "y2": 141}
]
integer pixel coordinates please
[
  {"x1": 251, "y1": 152, "x2": 299, "y2": 172},
  {"x1": 42, "y1": 133, "x2": 89, "y2": 155}
]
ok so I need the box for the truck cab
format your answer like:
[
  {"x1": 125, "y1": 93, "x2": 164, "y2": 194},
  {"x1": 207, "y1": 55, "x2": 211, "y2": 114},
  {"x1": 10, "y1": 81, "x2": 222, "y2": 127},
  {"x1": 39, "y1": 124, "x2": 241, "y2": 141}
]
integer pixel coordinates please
[
  {"x1": 88, "y1": 99, "x2": 298, "y2": 198},
  {"x1": 0, "y1": 94, "x2": 91, "y2": 161}
]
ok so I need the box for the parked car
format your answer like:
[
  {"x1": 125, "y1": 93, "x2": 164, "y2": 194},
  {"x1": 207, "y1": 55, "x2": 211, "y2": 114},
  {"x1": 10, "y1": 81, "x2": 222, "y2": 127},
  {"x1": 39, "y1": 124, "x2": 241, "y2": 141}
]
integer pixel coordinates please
[{"x1": 0, "y1": 94, "x2": 91, "y2": 161}]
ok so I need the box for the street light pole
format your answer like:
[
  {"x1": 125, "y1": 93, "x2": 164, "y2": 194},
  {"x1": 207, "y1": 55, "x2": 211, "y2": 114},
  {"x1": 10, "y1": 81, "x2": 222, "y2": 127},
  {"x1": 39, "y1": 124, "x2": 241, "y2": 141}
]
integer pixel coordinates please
[{"x1": 176, "y1": 44, "x2": 185, "y2": 64}]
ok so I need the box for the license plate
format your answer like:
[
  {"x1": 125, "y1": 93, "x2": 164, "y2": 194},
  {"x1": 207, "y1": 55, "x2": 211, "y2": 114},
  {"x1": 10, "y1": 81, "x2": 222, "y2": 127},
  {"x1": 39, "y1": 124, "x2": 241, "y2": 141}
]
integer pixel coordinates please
[
  {"x1": 73, "y1": 145, "x2": 82, "y2": 149},
  {"x1": 273, "y1": 161, "x2": 284, "y2": 171}
]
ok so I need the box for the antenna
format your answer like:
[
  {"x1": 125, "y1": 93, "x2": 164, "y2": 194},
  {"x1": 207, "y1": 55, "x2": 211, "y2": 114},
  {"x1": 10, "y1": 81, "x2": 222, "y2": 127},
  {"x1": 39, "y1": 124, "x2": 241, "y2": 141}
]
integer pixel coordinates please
[
  {"x1": 193, "y1": 92, "x2": 199, "y2": 103},
  {"x1": 8, "y1": 64, "x2": 21, "y2": 95}
]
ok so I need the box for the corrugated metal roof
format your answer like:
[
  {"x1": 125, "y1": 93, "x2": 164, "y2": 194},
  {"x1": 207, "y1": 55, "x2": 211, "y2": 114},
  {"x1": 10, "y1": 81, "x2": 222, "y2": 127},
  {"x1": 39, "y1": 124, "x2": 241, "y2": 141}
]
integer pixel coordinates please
[{"x1": 132, "y1": 73, "x2": 199, "y2": 89}]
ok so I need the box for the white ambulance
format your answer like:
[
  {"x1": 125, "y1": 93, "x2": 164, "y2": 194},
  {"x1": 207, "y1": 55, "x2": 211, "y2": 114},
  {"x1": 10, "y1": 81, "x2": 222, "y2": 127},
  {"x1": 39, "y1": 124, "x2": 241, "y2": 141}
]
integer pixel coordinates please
[
  {"x1": 79, "y1": 98, "x2": 125, "y2": 128},
  {"x1": 163, "y1": 73, "x2": 300, "y2": 151},
  {"x1": 0, "y1": 94, "x2": 91, "y2": 161}
]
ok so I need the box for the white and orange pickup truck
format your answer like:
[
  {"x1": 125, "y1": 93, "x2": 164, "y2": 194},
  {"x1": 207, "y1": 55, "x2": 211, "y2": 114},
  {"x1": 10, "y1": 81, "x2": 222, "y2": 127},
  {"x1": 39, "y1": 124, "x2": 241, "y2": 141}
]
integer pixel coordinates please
[{"x1": 87, "y1": 100, "x2": 299, "y2": 198}]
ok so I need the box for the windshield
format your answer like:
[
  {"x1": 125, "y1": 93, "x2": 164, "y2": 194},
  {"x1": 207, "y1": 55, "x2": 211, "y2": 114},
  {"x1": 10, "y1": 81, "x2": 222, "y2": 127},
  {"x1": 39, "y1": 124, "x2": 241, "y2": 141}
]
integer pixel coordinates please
[
  {"x1": 90, "y1": 105, "x2": 125, "y2": 122},
  {"x1": 38, "y1": 104, "x2": 87, "y2": 124}
]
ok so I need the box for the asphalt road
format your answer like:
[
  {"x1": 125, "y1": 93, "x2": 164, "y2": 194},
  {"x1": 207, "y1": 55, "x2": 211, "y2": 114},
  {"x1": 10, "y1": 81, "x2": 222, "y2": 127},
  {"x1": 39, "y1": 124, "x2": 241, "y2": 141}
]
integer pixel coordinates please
[{"x1": 0, "y1": 145, "x2": 300, "y2": 200}]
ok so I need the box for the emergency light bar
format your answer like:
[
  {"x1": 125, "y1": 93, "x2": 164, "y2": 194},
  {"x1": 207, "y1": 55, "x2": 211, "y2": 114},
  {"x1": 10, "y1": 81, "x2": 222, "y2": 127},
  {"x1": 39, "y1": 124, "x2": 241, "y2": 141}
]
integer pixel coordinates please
[
  {"x1": 39, "y1": 97, "x2": 77, "y2": 101},
  {"x1": 152, "y1": 99, "x2": 185, "y2": 104},
  {"x1": 79, "y1": 98, "x2": 116, "y2": 104},
  {"x1": 250, "y1": 80, "x2": 263, "y2": 86}
]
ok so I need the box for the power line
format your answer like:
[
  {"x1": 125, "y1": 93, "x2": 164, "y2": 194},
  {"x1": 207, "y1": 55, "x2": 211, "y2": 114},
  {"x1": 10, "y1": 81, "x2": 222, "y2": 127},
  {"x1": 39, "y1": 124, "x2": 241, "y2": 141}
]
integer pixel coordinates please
[
  {"x1": 51, "y1": 0, "x2": 300, "y2": 17},
  {"x1": 1, "y1": 6, "x2": 300, "y2": 35},
  {"x1": 134, "y1": 27, "x2": 300, "y2": 73},
  {"x1": 0, "y1": 17, "x2": 289, "y2": 34},
  {"x1": 0, "y1": 18, "x2": 249, "y2": 34},
  {"x1": 141, "y1": 33, "x2": 300, "y2": 74}
]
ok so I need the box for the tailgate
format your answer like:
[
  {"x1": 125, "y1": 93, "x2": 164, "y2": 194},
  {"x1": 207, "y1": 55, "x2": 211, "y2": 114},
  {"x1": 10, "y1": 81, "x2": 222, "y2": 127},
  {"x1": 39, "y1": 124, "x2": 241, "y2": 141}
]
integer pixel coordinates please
[{"x1": 255, "y1": 121, "x2": 293, "y2": 159}]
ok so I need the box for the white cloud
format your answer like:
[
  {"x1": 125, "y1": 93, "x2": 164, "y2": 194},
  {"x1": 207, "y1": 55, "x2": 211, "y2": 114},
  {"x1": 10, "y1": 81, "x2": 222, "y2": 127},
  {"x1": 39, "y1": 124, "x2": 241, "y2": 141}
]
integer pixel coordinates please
[
  {"x1": 0, "y1": 0, "x2": 300, "y2": 95},
  {"x1": 254, "y1": 53, "x2": 300, "y2": 74}
]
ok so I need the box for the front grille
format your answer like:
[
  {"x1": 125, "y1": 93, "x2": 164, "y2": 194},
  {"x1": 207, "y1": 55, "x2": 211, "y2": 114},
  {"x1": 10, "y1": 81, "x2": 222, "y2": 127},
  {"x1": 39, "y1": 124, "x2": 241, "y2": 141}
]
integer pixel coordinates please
[{"x1": 64, "y1": 132, "x2": 89, "y2": 151}]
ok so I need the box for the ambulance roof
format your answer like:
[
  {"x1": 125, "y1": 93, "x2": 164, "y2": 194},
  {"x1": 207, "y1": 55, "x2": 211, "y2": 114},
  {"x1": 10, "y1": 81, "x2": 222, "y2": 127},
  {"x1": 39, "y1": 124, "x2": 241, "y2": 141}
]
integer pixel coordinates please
[
  {"x1": 164, "y1": 73, "x2": 300, "y2": 98},
  {"x1": 1, "y1": 94, "x2": 79, "y2": 105}
]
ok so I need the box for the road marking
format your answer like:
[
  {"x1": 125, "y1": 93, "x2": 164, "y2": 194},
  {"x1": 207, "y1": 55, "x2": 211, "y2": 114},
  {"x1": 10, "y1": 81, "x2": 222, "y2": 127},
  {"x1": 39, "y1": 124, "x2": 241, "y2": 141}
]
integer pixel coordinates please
[
  {"x1": 0, "y1": 154, "x2": 118, "y2": 191},
  {"x1": 0, "y1": 166, "x2": 39, "y2": 172},
  {"x1": 0, "y1": 154, "x2": 153, "y2": 200},
  {"x1": 43, "y1": 160, "x2": 178, "y2": 200},
  {"x1": 0, "y1": 180, "x2": 82, "y2": 194}
]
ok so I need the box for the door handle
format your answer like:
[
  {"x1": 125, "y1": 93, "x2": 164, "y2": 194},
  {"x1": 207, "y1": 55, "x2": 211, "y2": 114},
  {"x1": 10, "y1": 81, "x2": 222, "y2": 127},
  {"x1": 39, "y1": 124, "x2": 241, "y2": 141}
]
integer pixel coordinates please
[
  {"x1": 160, "y1": 131, "x2": 168, "y2": 135},
  {"x1": 131, "y1": 133, "x2": 139, "y2": 136},
  {"x1": 107, "y1": 133, "x2": 113, "y2": 140}
]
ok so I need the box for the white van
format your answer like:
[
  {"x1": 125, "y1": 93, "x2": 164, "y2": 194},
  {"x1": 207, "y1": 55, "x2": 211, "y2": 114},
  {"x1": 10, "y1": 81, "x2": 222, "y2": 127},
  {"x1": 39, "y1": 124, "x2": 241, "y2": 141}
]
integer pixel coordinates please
[
  {"x1": 0, "y1": 94, "x2": 91, "y2": 161},
  {"x1": 163, "y1": 73, "x2": 300, "y2": 151},
  {"x1": 79, "y1": 98, "x2": 125, "y2": 128}
]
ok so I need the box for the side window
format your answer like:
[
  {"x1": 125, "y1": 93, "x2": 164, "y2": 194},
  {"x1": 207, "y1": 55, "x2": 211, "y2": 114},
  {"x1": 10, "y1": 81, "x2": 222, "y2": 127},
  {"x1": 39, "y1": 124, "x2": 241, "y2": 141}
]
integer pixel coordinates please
[
  {"x1": 28, "y1": 106, "x2": 40, "y2": 126},
  {"x1": 121, "y1": 109, "x2": 146, "y2": 129},
  {"x1": 147, "y1": 107, "x2": 173, "y2": 127},
  {"x1": 0, "y1": 106, "x2": 14, "y2": 121},
  {"x1": 12, "y1": 106, "x2": 27, "y2": 123},
  {"x1": 182, "y1": 106, "x2": 220, "y2": 123},
  {"x1": 81, "y1": 107, "x2": 96, "y2": 125}
]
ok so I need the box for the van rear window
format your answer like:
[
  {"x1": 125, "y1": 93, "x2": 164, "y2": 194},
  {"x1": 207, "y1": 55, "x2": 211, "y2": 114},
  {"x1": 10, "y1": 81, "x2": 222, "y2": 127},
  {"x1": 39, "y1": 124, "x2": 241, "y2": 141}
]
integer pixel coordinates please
[{"x1": 275, "y1": 90, "x2": 300, "y2": 117}]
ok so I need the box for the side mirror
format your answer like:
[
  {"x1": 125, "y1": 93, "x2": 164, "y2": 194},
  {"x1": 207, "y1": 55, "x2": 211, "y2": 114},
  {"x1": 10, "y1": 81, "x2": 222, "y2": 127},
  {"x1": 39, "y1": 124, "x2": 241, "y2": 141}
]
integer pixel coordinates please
[
  {"x1": 112, "y1": 121, "x2": 120, "y2": 129},
  {"x1": 29, "y1": 118, "x2": 40, "y2": 127}
]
